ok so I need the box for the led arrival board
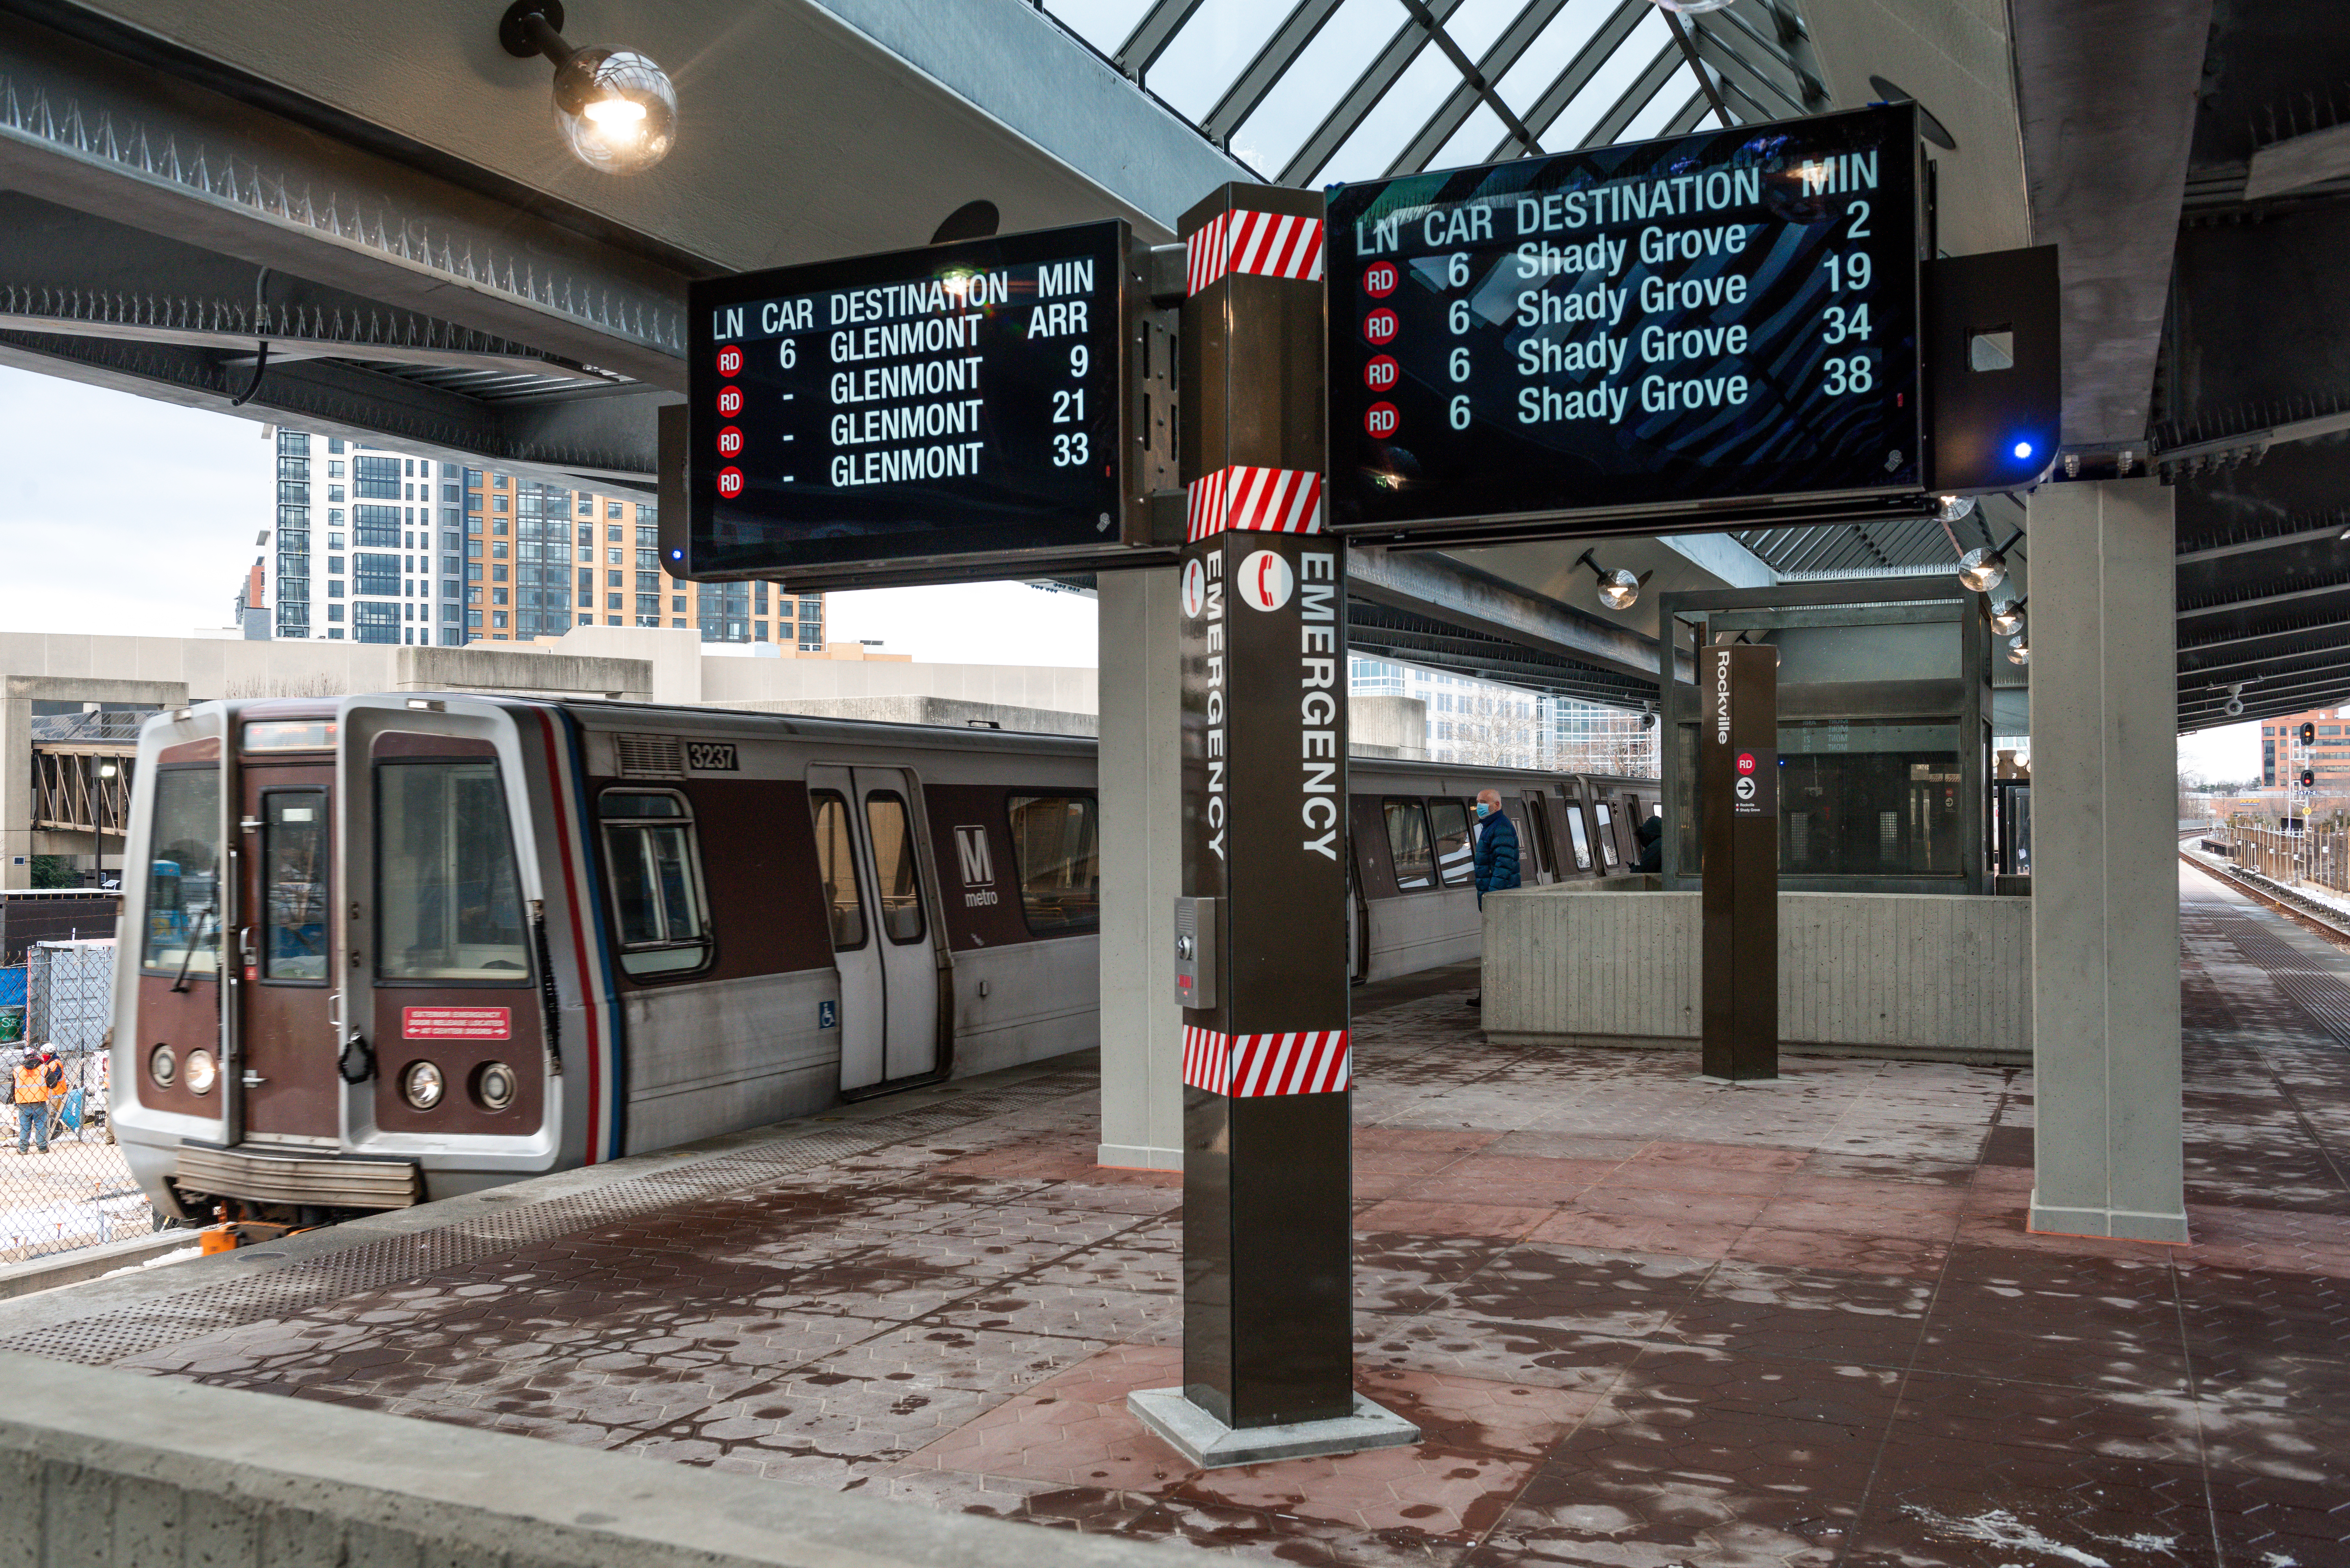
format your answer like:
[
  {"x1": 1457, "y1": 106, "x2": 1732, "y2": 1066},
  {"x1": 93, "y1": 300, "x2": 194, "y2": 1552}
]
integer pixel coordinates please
[
  {"x1": 686, "y1": 222, "x2": 1154, "y2": 584},
  {"x1": 1327, "y1": 104, "x2": 1924, "y2": 537}
]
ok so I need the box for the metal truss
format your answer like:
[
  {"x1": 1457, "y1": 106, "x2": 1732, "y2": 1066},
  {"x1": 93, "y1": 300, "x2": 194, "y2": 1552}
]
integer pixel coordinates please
[{"x1": 30, "y1": 743, "x2": 134, "y2": 837}]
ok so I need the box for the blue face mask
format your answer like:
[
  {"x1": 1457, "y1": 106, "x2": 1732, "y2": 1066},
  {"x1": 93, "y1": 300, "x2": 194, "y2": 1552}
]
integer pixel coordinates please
[{"x1": 1475, "y1": 802, "x2": 1491, "y2": 818}]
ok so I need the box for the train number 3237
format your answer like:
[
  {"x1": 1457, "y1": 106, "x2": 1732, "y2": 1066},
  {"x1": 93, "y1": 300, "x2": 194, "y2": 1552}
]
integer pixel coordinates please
[{"x1": 686, "y1": 743, "x2": 739, "y2": 772}]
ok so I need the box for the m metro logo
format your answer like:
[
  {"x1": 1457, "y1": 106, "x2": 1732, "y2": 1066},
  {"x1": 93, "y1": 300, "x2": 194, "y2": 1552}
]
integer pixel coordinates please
[{"x1": 954, "y1": 826, "x2": 998, "y2": 908}]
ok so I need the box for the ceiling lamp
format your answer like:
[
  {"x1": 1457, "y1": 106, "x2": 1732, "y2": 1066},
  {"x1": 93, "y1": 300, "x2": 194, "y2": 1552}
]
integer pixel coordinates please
[
  {"x1": 1934, "y1": 494, "x2": 1977, "y2": 524},
  {"x1": 1989, "y1": 597, "x2": 2025, "y2": 636},
  {"x1": 1958, "y1": 546, "x2": 2007, "y2": 594},
  {"x1": 502, "y1": 3, "x2": 677, "y2": 175},
  {"x1": 1575, "y1": 549, "x2": 1649, "y2": 611},
  {"x1": 2006, "y1": 630, "x2": 2030, "y2": 665}
]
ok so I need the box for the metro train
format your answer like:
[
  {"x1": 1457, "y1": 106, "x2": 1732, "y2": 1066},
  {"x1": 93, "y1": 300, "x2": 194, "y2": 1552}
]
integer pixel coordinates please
[{"x1": 112, "y1": 695, "x2": 1659, "y2": 1223}]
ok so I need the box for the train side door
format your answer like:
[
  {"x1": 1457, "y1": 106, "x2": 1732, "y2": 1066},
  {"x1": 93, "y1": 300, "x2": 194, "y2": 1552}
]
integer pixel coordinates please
[
  {"x1": 1519, "y1": 792, "x2": 1555, "y2": 884},
  {"x1": 807, "y1": 765, "x2": 940, "y2": 1092},
  {"x1": 236, "y1": 763, "x2": 339, "y2": 1139}
]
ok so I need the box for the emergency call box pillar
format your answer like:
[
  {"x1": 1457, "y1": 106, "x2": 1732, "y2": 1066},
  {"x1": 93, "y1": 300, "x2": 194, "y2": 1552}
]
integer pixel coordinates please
[
  {"x1": 1700, "y1": 644, "x2": 1780, "y2": 1081},
  {"x1": 1126, "y1": 182, "x2": 1415, "y2": 1467}
]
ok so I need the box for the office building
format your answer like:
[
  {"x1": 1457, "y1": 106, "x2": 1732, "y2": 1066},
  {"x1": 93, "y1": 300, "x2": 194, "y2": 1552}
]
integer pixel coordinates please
[{"x1": 2260, "y1": 707, "x2": 2350, "y2": 788}]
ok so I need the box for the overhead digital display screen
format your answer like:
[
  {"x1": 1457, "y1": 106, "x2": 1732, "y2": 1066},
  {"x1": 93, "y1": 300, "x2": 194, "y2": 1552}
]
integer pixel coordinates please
[
  {"x1": 1326, "y1": 105, "x2": 1922, "y2": 534},
  {"x1": 686, "y1": 222, "x2": 1132, "y2": 580}
]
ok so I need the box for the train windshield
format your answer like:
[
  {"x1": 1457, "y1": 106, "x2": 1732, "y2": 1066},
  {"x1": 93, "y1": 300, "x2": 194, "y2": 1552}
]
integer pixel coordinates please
[
  {"x1": 376, "y1": 761, "x2": 529, "y2": 981},
  {"x1": 142, "y1": 767, "x2": 221, "y2": 974}
]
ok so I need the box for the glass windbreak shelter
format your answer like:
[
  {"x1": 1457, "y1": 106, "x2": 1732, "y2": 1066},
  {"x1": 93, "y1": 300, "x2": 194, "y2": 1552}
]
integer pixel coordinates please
[{"x1": 1659, "y1": 580, "x2": 1996, "y2": 895}]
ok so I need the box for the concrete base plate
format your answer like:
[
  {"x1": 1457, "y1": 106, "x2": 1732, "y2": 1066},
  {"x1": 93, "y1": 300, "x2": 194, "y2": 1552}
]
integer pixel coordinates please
[
  {"x1": 1127, "y1": 1387, "x2": 1419, "y2": 1469},
  {"x1": 1698, "y1": 1073, "x2": 1787, "y2": 1087}
]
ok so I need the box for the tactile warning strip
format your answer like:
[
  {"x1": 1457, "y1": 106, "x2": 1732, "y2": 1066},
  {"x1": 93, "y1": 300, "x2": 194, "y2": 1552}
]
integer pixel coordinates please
[
  {"x1": 4, "y1": 1072, "x2": 1092, "y2": 1368},
  {"x1": 2206, "y1": 902, "x2": 2350, "y2": 1047}
]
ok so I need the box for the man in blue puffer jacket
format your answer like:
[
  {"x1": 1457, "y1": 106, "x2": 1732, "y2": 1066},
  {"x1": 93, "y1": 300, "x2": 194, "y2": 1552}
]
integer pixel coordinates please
[
  {"x1": 1472, "y1": 789, "x2": 1521, "y2": 905},
  {"x1": 1468, "y1": 789, "x2": 1521, "y2": 1010}
]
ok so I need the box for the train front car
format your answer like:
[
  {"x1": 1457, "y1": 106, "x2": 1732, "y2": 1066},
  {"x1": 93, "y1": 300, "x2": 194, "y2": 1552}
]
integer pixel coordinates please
[{"x1": 114, "y1": 696, "x2": 578, "y2": 1228}]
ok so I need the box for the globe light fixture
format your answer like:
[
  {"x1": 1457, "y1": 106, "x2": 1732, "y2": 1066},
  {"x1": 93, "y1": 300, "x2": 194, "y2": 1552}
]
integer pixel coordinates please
[
  {"x1": 502, "y1": 3, "x2": 677, "y2": 175},
  {"x1": 1990, "y1": 597, "x2": 2025, "y2": 636},
  {"x1": 2006, "y1": 629, "x2": 2030, "y2": 665},
  {"x1": 1934, "y1": 494, "x2": 1977, "y2": 524},
  {"x1": 1575, "y1": 549, "x2": 1649, "y2": 611},
  {"x1": 1957, "y1": 545, "x2": 2008, "y2": 594},
  {"x1": 1645, "y1": 0, "x2": 1736, "y2": 13}
]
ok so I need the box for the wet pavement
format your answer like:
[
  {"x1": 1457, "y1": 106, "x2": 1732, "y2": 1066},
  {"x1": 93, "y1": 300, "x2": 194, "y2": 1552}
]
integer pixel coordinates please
[{"x1": 25, "y1": 858, "x2": 2350, "y2": 1566}]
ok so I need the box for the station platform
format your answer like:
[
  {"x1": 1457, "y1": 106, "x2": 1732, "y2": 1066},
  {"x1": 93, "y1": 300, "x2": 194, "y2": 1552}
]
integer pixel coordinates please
[{"x1": 1, "y1": 858, "x2": 2342, "y2": 1568}]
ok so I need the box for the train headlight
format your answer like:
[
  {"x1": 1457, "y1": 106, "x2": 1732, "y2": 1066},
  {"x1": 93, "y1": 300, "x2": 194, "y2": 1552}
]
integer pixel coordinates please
[
  {"x1": 401, "y1": 1060, "x2": 446, "y2": 1111},
  {"x1": 183, "y1": 1049, "x2": 217, "y2": 1096},
  {"x1": 472, "y1": 1060, "x2": 519, "y2": 1113},
  {"x1": 148, "y1": 1043, "x2": 177, "y2": 1088}
]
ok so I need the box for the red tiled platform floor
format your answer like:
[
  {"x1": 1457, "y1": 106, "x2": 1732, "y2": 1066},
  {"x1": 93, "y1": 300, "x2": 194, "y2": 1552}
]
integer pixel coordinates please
[{"x1": 67, "y1": 861, "x2": 2350, "y2": 1565}]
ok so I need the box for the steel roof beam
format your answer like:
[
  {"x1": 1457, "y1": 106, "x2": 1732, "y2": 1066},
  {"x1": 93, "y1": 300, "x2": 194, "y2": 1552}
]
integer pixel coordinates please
[
  {"x1": 1575, "y1": 38, "x2": 1685, "y2": 150},
  {"x1": 2177, "y1": 577, "x2": 2350, "y2": 620},
  {"x1": 1502, "y1": 0, "x2": 1652, "y2": 163},
  {"x1": 1390, "y1": 0, "x2": 1572, "y2": 174},
  {"x1": 1347, "y1": 544, "x2": 1682, "y2": 684},
  {"x1": 1113, "y1": 0, "x2": 1210, "y2": 80},
  {"x1": 2176, "y1": 517, "x2": 2350, "y2": 564},
  {"x1": 0, "y1": 11, "x2": 691, "y2": 388}
]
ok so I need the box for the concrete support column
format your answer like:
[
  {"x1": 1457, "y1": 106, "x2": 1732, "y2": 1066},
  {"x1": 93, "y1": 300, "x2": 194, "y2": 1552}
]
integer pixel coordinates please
[
  {"x1": 2029, "y1": 478, "x2": 2187, "y2": 1243},
  {"x1": 0, "y1": 684, "x2": 31, "y2": 889},
  {"x1": 1096, "y1": 567, "x2": 1183, "y2": 1170}
]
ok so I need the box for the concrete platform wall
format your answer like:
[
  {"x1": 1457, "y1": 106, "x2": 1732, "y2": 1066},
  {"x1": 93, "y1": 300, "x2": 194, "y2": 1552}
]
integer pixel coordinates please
[
  {"x1": 1481, "y1": 887, "x2": 2032, "y2": 1062},
  {"x1": 0, "y1": 1350, "x2": 1187, "y2": 1568}
]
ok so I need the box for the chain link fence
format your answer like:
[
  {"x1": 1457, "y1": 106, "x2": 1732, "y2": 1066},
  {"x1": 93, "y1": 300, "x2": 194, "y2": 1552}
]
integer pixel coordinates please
[
  {"x1": 0, "y1": 938, "x2": 156, "y2": 1265},
  {"x1": 2226, "y1": 819, "x2": 2350, "y2": 897}
]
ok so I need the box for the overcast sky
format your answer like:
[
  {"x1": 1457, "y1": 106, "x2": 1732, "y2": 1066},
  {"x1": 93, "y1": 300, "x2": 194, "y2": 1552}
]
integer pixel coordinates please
[{"x1": 0, "y1": 365, "x2": 1100, "y2": 666}]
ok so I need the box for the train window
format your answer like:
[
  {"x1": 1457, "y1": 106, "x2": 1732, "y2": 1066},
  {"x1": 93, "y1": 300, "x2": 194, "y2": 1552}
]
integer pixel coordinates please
[
  {"x1": 142, "y1": 767, "x2": 222, "y2": 975},
  {"x1": 864, "y1": 794, "x2": 926, "y2": 945},
  {"x1": 1562, "y1": 802, "x2": 1593, "y2": 871},
  {"x1": 1428, "y1": 799, "x2": 1475, "y2": 885},
  {"x1": 1522, "y1": 797, "x2": 1553, "y2": 877},
  {"x1": 1007, "y1": 795, "x2": 1100, "y2": 935},
  {"x1": 598, "y1": 790, "x2": 711, "y2": 977},
  {"x1": 375, "y1": 761, "x2": 530, "y2": 982},
  {"x1": 809, "y1": 792, "x2": 866, "y2": 949},
  {"x1": 1593, "y1": 802, "x2": 1620, "y2": 867},
  {"x1": 1383, "y1": 799, "x2": 1436, "y2": 890},
  {"x1": 261, "y1": 791, "x2": 330, "y2": 982}
]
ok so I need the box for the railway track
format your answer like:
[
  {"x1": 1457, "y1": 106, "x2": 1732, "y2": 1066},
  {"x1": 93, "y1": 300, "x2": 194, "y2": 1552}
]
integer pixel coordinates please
[{"x1": 2181, "y1": 843, "x2": 2350, "y2": 947}]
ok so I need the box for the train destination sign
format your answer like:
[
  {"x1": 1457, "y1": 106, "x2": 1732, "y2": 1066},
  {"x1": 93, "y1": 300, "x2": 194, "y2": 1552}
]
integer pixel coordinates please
[
  {"x1": 686, "y1": 221, "x2": 1152, "y2": 585},
  {"x1": 1326, "y1": 104, "x2": 1923, "y2": 537}
]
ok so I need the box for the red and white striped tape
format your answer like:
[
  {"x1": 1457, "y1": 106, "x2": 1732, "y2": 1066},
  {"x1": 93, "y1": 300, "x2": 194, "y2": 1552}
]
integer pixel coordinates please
[
  {"x1": 1181, "y1": 1027, "x2": 1351, "y2": 1097},
  {"x1": 1185, "y1": 465, "x2": 1323, "y2": 543},
  {"x1": 1186, "y1": 209, "x2": 1326, "y2": 296}
]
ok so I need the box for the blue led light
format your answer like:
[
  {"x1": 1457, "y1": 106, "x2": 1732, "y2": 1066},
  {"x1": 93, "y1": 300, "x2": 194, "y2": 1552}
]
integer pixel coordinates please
[
  {"x1": 2013, "y1": 441, "x2": 2035, "y2": 461},
  {"x1": 670, "y1": 548, "x2": 683, "y2": 560}
]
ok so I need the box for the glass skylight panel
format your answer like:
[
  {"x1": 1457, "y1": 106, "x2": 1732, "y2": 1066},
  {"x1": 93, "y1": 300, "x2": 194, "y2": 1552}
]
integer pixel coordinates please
[
  {"x1": 1226, "y1": 0, "x2": 1400, "y2": 176},
  {"x1": 1430, "y1": 101, "x2": 1510, "y2": 170},
  {"x1": 1619, "y1": 61, "x2": 1700, "y2": 142},
  {"x1": 1534, "y1": 6, "x2": 1669, "y2": 147},
  {"x1": 1490, "y1": 0, "x2": 1627, "y2": 121},
  {"x1": 1146, "y1": 0, "x2": 1298, "y2": 124},
  {"x1": 1437, "y1": 0, "x2": 1536, "y2": 64},
  {"x1": 1311, "y1": 39, "x2": 1459, "y2": 185},
  {"x1": 1045, "y1": 0, "x2": 1156, "y2": 55}
]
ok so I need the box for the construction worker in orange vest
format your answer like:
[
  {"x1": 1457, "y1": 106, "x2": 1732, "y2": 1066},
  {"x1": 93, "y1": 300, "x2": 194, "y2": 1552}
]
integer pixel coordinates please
[{"x1": 12, "y1": 1048, "x2": 62, "y2": 1155}]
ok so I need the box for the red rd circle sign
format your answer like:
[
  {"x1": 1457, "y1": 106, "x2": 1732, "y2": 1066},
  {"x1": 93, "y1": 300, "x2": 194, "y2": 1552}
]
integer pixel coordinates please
[
  {"x1": 1364, "y1": 402, "x2": 1399, "y2": 437},
  {"x1": 1364, "y1": 308, "x2": 1399, "y2": 345},
  {"x1": 716, "y1": 385, "x2": 744, "y2": 417},
  {"x1": 1362, "y1": 261, "x2": 1399, "y2": 298},
  {"x1": 1737, "y1": 752, "x2": 1756, "y2": 774},
  {"x1": 1364, "y1": 355, "x2": 1399, "y2": 391},
  {"x1": 716, "y1": 467, "x2": 745, "y2": 499},
  {"x1": 716, "y1": 344, "x2": 744, "y2": 377},
  {"x1": 716, "y1": 425, "x2": 745, "y2": 457}
]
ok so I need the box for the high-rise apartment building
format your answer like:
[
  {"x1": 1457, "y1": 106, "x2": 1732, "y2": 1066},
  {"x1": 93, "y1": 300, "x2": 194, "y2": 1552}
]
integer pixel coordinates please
[
  {"x1": 1349, "y1": 655, "x2": 1658, "y2": 775},
  {"x1": 269, "y1": 428, "x2": 467, "y2": 645},
  {"x1": 266, "y1": 429, "x2": 823, "y2": 647},
  {"x1": 2260, "y1": 707, "x2": 2350, "y2": 788}
]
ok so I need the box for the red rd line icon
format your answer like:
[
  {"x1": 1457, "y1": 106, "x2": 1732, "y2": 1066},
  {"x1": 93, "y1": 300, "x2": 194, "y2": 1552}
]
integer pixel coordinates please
[
  {"x1": 1737, "y1": 752, "x2": 1756, "y2": 774},
  {"x1": 1363, "y1": 261, "x2": 1398, "y2": 298},
  {"x1": 716, "y1": 425, "x2": 745, "y2": 457},
  {"x1": 716, "y1": 385, "x2": 744, "y2": 417},
  {"x1": 1365, "y1": 402, "x2": 1399, "y2": 438},
  {"x1": 1364, "y1": 308, "x2": 1399, "y2": 345},
  {"x1": 1364, "y1": 355, "x2": 1399, "y2": 391},
  {"x1": 716, "y1": 467, "x2": 745, "y2": 499},
  {"x1": 716, "y1": 344, "x2": 743, "y2": 377}
]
